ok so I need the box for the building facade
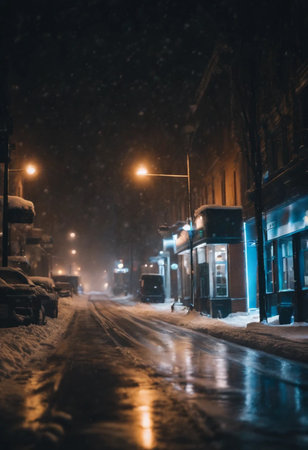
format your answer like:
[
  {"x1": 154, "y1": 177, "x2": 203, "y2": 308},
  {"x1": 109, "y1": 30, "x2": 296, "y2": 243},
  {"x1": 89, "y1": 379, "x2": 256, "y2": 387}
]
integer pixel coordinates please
[{"x1": 175, "y1": 206, "x2": 246, "y2": 317}]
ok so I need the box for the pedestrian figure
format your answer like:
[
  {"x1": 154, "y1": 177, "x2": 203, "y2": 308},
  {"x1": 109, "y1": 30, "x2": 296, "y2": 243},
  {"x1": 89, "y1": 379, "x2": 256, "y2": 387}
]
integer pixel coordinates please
[{"x1": 171, "y1": 302, "x2": 175, "y2": 312}]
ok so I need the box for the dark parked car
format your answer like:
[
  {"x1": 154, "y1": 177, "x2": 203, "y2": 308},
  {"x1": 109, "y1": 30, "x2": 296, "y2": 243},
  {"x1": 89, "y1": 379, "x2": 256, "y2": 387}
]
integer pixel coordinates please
[
  {"x1": 0, "y1": 278, "x2": 25, "y2": 324},
  {"x1": 0, "y1": 268, "x2": 46, "y2": 325},
  {"x1": 52, "y1": 275, "x2": 80, "y2": 295},
  {"x1": 139, "y1": 273, "x2": 165, "y2": 303},
  {"x1": 55, "y1": 281, "x2": 73, "y2": 297},
  {"x1": 30, "y1": 276, "x2": 59, "y2": 318}
]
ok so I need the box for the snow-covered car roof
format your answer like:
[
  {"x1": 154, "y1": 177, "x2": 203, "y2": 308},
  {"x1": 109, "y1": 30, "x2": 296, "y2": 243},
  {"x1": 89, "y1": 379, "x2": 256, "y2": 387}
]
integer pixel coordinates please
[
  {"x1": 30, "y1": 276, "x2": 55, "y2": 288},
  {"x1": 0, "y1": 267, "x2": 34, "y2": 285}
]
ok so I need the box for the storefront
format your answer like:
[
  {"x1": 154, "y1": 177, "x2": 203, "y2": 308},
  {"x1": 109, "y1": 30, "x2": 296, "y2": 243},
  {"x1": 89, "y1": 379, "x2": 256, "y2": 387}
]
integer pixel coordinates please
[
  {"x1": 176, "y1": 206, "x2": 246, "y2": 317},
  {"x1": 245, "y1": 196, "x2": 308, "y2": 321}
]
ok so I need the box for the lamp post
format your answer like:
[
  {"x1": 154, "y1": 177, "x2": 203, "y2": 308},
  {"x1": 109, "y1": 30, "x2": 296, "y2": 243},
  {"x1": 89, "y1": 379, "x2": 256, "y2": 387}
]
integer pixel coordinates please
[
  {"x1": 2, "y1": 158, "x2": 9, "y2": 267},
  {"x1": 136, "y1": 153, "x2": 194, "y2": 306},
  {"x1": 69, "y1": 249, "x2": 77, "y2": 275}
]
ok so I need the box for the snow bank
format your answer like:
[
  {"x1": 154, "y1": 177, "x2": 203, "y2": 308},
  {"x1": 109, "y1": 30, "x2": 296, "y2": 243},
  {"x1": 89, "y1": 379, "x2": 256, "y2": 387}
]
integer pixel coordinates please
[
  {"x1": 0, "y1": 296, "x2": 78, "y2": 380},
  {"x1": 122, "y1": 300, "x2": 308, "y2": 364},
  {"x1": 0, "y1": 195, "x2": 35, "y2": 212}
]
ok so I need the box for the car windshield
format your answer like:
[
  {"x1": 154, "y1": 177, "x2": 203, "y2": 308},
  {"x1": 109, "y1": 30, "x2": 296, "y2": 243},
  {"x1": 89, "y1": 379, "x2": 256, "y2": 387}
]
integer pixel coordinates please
[
  {"x1": 0, "y1": 270, "x2": 32, "y2": 285},
  {"x1": 56, "y1": 282, "x2": 71, "y2": 288}
]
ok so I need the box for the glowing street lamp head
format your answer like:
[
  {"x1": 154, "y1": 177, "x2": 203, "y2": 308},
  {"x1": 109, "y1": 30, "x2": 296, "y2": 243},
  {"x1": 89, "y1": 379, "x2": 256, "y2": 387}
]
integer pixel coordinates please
[
  {"x1": 71, "y1": 249, "x2": 77, "y2": 255},
  {"x1": 136, "y1": 166, "x2": 148, "y2": 176},
  {"x1": 25, "y1": 164, "x2": 37, "y2": 176},
  {"x1": 69, "y1": 232, "x2": 76, "y2": 239}
]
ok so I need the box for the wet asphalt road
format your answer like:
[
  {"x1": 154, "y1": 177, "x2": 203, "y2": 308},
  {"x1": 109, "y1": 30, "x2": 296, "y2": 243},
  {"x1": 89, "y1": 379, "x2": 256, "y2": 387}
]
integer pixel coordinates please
[{"x1": 1, "y1": 295, "x2": 308, "y2": 450}]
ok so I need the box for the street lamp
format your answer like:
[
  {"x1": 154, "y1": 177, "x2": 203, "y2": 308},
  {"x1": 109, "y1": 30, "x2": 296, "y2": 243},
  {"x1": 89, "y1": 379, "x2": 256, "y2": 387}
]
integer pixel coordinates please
[
  {"x1": 8, "y1": 163, "x2": 37, "y2": 198},
  {"x1": 9, "y1": 163, "x2": 37, "y2": 175},
  {"x1": 69, "y1": 249, "x2": 77, "y2": 275},
  {"x1": 136, "y1": 153, "x2": 194, "y2": 306},
  {"x1": 68, "y1": 231, "x2": 76, "y2": 239}
]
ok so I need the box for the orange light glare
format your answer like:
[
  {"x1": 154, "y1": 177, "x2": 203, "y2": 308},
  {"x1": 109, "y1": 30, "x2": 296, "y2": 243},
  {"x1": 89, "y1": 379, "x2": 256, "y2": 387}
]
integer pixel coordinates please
[
  {"x1": 25, "y1": 164, "x2": 37, "y2": 176},
  {"x1": 136, "y1": 167, "x2": 148, "y2": 176}
]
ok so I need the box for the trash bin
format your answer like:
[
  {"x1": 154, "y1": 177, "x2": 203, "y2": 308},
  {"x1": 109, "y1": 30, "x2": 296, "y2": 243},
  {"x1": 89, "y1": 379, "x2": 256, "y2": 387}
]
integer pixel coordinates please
[
  {"x1": 210, "y1": 299, "x2": 231, "y2": 318},
  {"x1": 278, "y1": 304, "x2": 293, "y2": 325}
]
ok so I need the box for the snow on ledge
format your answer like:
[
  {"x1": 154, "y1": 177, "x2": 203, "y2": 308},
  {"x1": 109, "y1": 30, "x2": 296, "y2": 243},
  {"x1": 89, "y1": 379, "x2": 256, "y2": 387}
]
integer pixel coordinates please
[{"x1": 0, "y1": 195, "x2": 35, "y2": 212}]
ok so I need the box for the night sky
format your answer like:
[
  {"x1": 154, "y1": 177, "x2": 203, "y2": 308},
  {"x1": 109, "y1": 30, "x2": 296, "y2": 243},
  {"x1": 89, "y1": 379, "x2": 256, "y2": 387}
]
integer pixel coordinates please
[{"x1": 1, "y1": 0, "x2": 302, "y2": 285}]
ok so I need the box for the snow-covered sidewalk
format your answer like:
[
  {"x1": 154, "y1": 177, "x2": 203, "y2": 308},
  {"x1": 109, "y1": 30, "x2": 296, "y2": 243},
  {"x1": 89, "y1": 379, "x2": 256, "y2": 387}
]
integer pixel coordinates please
[
  {"x1": 136, "y1": 299, "x2": 308, "y2": 364},
  {"x1": 0, "y1": 296, "x2": 85, "y2": 380}
]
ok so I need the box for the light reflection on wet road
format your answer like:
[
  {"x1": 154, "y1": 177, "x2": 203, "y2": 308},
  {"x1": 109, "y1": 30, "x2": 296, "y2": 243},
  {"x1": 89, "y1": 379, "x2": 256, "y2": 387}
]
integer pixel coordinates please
[
  {"x1": 2, "y1": 295, "x2": 307, "y2": 450},
  {"x1": 91, "y1": 297, "x2": 308, "y2": 448}
]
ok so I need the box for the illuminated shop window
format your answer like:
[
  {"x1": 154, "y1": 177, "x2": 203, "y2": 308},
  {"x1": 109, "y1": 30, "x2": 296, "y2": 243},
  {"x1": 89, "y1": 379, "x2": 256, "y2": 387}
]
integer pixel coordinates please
[
  {"x1": 197, "y1": 246, "x2": 209, "y2": 298},
  {"x1": 278, "y1": 238, "x2": 294, "y2": 291},
  {"x1": 265, "y1": 242, "x2": 275, "y2": 293},
  {"x1": 300, "y1": 234, "x2": 308, "y2": 288},
  {"x1": 214, "y1": 245, "x2": 228, "y2": 297}
]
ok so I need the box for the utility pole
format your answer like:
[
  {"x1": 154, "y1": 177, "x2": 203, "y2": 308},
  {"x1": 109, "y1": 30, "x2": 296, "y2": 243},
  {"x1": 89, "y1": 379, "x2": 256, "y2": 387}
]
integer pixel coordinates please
[
  {"x1": 186, "y1": 153, "x2": 194, "y2": 308},
  {"x1": 0, "y1": 57, "x2": 12, "y2": 267}
]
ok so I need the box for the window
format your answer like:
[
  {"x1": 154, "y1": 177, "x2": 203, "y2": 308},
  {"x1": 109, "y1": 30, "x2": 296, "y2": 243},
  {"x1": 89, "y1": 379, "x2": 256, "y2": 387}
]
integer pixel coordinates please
[
  {"x1": 211, "y1": 177, "x2": 215, "y2": 204},
  {"x1": 233, "y1": 170, "x2": 237, "y2": 205},
  {"x1": 214, "y1": 245, "x2": 228, "y2": 297},
  {"x1": 300, "y1": 233, "x2": 308, "y2": 289},
  {"x1": 205, "y1": 185, "x2": 209, "y2": 204},
  {"x1": 298, "y1": 85, "x2": 308, "y2": 150},
  {"x1": 265, "y1": 242, "x2": 275, "y2": 293},
  {"x1": 221, "y1": 170, "x2": 226, "y2": 205},
  {"x1": 278, "y1": 238, "x2": 294, "y2": 291},
  {"x1": 181, "y1": 253, "x2": 191, "y2": 298}
]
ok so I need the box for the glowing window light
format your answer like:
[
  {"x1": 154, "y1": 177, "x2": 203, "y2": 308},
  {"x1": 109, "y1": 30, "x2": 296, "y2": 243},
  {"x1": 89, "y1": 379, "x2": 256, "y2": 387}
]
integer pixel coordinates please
[{"x1": 243, "y1": 222, "x2": 250, "y2": 311}]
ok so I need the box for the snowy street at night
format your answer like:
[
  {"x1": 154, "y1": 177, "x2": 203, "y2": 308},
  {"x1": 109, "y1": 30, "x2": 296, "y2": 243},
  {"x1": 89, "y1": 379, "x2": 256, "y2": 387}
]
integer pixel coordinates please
[
  {"x1": 1, "y1": 2, "x2": 307, "y2": 449},
  {"x1": 0, "y1": 294, "x2": 307, "y2": 450}
]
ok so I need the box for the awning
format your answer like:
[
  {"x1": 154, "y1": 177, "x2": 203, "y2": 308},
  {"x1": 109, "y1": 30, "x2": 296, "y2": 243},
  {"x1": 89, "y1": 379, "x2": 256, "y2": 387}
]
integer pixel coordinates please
[
  {"x1": 175, "y1": 206, "x2": 243, "y2": 254},
  {"x1": 0, "y1": 195, "x2": 35, "y2": 224},
  {"x1": 194, "y1": 205, "x2": 243, "y2": 245}
]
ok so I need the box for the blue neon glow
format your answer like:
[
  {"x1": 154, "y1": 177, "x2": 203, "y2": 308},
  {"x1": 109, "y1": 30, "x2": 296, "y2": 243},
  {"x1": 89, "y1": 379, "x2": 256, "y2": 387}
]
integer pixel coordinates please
[{"x1": 243, "y1": 222, "x2": 250, "y2": 311}]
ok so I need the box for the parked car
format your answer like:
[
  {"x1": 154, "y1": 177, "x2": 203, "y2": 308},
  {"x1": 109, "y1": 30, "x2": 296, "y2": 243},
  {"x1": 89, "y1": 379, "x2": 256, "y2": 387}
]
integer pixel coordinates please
[
  {"x1": 0, "y1": 267, "x2": 46, "y2": 325},
  {"x1": 55, "y1": 281, "x2": 73, "y2": 297},
  {"x1": 139, "y1": 273, "x2": 165, "y2": 303},
  {"x1": 30, "y1": 276, "x2": 59, "y2": 318},
  {"x1": 52, "y1": 275, "x2": 80, "y2": 295},
  {"x1": 0, "y1": 278, "x2": 25, "y2": 324}
]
